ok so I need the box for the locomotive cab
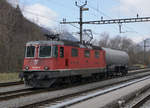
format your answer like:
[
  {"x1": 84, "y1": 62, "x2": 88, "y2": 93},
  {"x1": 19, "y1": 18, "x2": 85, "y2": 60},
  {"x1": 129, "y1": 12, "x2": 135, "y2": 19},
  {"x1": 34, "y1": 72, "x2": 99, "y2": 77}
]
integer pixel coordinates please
[
  {"x1": 22, "y1": 41, "x2": 61, "y2": 87},
  {"x1": 23, "y1": 41, "x2": 59, "y2": 72}
]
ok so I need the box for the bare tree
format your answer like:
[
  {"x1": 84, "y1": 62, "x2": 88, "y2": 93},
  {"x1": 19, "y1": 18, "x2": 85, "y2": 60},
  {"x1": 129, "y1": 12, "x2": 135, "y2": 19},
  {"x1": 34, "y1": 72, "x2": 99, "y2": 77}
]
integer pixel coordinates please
[
  {"x1": 98, "y1": 33, "x2": 150, "y2": 65},
  {"x1": 109, "y1": 36, "x2": 122, "y2": 49},
  {"x1": 98, "y1": 32, "x2": 110, "y2": 47}
]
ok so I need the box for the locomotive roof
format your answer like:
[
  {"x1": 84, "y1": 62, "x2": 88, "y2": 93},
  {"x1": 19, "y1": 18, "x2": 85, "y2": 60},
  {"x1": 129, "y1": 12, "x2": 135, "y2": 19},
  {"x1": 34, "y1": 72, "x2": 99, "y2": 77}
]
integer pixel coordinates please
[
  {"x1": 26, "y1": 41, "x2": 64, "y2": 46},
  {"x1": 26, "y1": 40, "x2": 102, "y2": 50}
]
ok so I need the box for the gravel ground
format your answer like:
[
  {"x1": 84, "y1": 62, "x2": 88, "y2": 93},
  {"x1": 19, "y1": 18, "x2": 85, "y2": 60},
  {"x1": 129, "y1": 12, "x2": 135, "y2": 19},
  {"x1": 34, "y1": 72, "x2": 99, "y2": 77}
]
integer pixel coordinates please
[{"x1": 1, "y1": 71, "x2": 150, "y2": 108}]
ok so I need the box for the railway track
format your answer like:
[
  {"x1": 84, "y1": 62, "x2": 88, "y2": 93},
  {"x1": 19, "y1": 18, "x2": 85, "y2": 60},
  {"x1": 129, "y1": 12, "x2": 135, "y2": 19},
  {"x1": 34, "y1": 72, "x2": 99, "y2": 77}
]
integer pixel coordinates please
[
  {"x1": 0, "y1": 68, "x2": 150, "y2": 108},
  {"x1": 0, "y1": 88, "x2": 36, "y2": 101},
  {"x1": 46, "y1": 75, "x2": 150, "y2": 108},
  {"x1": 0, "y1": 81, "x2": 23, "y2": 87},
  {"x1": 0, "y1": 87, "x2": 68, "y2": 101},
  {"x1": 0, "y1": 81, "x2": 85, "y2": 102},
  {"x1": 14, "y1": 69, "x2": 150, "y2": 108},
  {"x1": 0, "y1": 68, "x2": 149, "y2": 100},
  {"x1": 19, "y1": 74, "x2": 150, "y2": 108}
]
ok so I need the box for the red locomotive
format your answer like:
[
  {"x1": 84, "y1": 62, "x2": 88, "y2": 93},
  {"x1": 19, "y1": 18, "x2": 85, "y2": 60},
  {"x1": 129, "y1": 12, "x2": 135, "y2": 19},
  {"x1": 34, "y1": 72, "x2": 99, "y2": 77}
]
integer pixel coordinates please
[{"x1": 21, "y1": 37, "x2": 129, "y2": 88}]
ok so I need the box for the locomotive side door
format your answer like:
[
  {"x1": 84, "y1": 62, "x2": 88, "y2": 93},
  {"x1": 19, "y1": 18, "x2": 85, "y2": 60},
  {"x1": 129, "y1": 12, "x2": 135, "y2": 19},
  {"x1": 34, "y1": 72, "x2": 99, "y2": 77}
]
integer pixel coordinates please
[
  {"x1": 58, "y1": 46, "x2": 69, "y2": 69},
  {"x1": 59, "y1": 46, "x2": 65, "y2": 69}
]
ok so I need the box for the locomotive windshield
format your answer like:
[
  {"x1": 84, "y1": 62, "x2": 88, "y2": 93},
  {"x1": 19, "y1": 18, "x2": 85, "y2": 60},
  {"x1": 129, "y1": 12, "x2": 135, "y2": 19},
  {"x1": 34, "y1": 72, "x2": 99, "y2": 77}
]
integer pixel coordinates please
[
  {"x1": 26, "y1": 46, "x2": 35, "y2": 57},
  {"x1": 39, "y1": 46, "x2": 51, "y2": 57}
]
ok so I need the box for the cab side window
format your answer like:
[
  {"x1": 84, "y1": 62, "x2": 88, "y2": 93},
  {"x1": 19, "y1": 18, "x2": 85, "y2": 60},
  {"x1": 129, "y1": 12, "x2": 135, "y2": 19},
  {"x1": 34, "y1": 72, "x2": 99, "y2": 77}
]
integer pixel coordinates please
[
  {"x1": 71, "y1": 48, "x2": 78, "y2": 57},
  {"x1": 53, "y1": 46, "x2": 58, "y2": 57},
  {"x1": 60, "y1": 47, "x2": 64, "y2": 58},
  {"x1": 84, "y1": 50, "x2": 90, "y2": 57},
  {"x1": 95, "y1": 51, "x2": 100, "y2": 58}
]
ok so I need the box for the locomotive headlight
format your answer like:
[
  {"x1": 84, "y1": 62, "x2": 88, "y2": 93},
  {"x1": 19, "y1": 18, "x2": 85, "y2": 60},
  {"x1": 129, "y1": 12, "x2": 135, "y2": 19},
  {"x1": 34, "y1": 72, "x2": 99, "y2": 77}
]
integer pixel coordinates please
[
  {"x1": 44, "y1": 66, "x2": 49, "y2": 70},
  {"x1": 25, "y1": 66, "x2": 29, "y2": 70}
]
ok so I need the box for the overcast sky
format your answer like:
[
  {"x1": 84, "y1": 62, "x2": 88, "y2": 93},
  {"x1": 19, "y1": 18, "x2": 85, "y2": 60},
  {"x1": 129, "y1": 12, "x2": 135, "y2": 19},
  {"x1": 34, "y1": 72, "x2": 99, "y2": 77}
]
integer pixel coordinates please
[{"x1": 7, "y1": 0, "x2": 150, "y2": 43}]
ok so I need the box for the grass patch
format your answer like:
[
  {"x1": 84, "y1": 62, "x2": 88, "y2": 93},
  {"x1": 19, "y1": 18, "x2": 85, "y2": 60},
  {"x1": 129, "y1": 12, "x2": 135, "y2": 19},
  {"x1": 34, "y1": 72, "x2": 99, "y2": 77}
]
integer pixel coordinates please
[{"x1": 0, "y1": 72, "x2": 20, "y2": 83}]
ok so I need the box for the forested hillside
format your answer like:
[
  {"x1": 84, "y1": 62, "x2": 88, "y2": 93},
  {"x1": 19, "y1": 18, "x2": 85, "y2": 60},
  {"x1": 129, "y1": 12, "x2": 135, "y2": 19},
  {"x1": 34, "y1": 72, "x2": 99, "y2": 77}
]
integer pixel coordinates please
[{"x1": 0, "y1": 0, "x2": 45, "y2": 72}]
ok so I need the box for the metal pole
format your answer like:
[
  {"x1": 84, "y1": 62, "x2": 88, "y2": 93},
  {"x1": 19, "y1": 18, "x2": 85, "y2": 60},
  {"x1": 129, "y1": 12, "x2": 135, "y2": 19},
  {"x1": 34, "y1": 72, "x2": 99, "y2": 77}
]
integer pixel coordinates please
[
  {"x1": 75, "y1": 1, "x2": 88, "y2": 43},
  {"x1": 119, "y1": 23, "x2": 122, "y2": 33},
  {"x1": 80, "y1": 7, "x2": 83, "y2": 43},
  {"x1": 144, "y1": 40, "x2": 146, "y2": 65}
]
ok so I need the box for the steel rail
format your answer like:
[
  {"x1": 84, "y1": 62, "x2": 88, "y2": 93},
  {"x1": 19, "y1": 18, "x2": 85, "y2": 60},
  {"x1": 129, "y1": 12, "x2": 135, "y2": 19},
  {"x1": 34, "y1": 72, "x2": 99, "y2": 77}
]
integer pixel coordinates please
[
  {"x1": 0, "y1": 88, "x2": 29, "y2": 96},
  {"x1": 0, "y1": 81, "x2": 23, "y2": 87},
  {"x1": 0, "y1": 88, "x2": 55, "y2": 101},
  {"x1": 132, "y1": 94, "x2": 150, "y2": 108}
]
